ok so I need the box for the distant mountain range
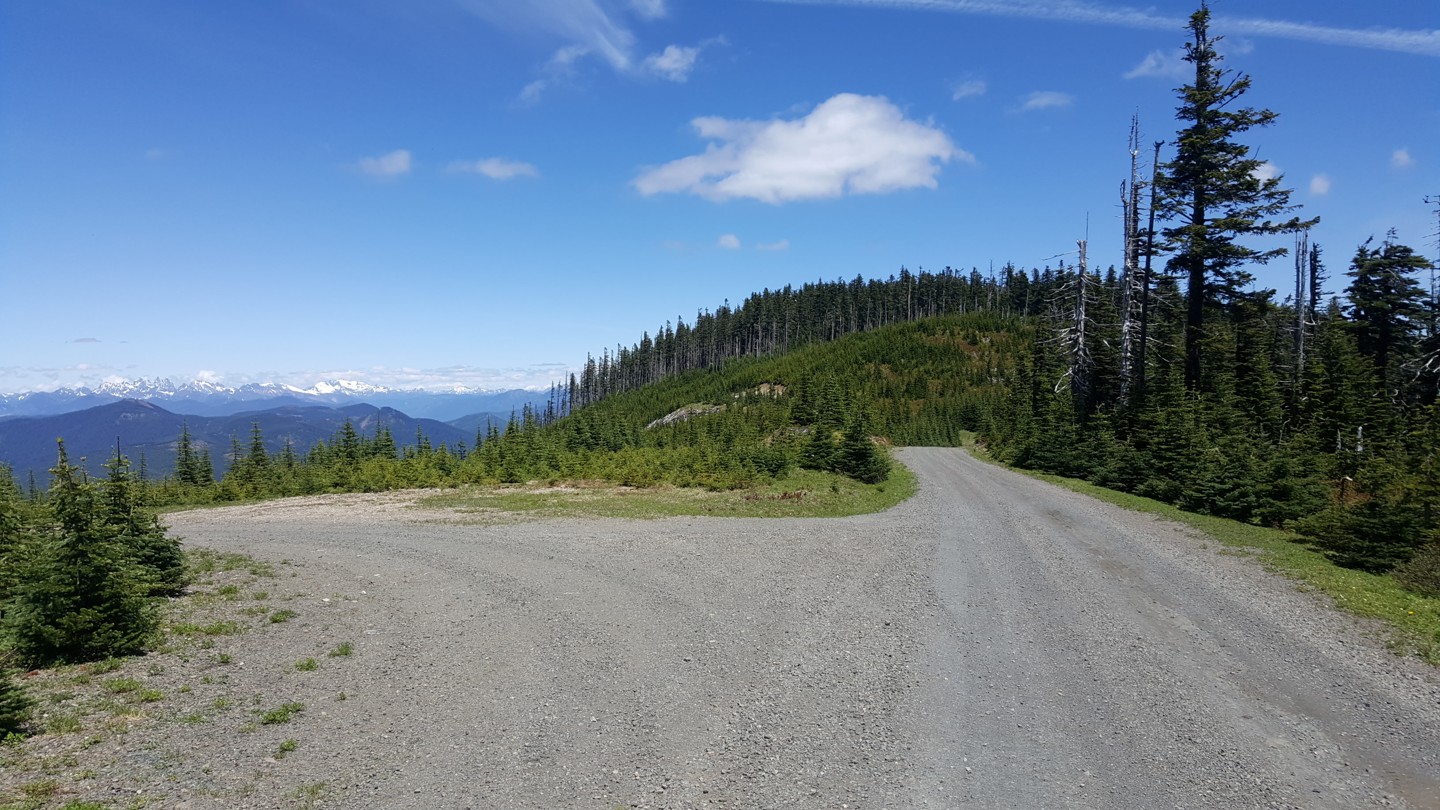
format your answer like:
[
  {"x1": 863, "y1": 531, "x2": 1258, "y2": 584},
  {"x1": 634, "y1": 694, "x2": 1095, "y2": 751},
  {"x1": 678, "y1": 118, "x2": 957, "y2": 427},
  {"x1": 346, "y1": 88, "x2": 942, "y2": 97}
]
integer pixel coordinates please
[
  {"x1": 0, "y1": 399, "x2": 502, "y2": 482},
  {"x1": 0, "y1": 378, "x2": 548, "y2": 421}
]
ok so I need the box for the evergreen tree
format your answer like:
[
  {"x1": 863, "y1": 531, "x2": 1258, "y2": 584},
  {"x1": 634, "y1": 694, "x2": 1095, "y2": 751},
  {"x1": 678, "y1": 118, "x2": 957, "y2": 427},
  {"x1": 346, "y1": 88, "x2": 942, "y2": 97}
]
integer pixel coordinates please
[
  {"x1": 246, "y1": 422, "x2": 270, "y2": 475},
  {"x1": 0, "y1": 464, "x2": 31, "y2": 612},
  {"x1": 99, "y1": 447, "x2": 186, "y2": 596},
  {"x1": 837, "y1": 412, "x2": 890, "y2": 484},
  {"x1": 175, "y1": 423, "x2": 198, "y2": 485},
  {"x1": 195, "y1": 448, "x2": 215, "y2": 486},
  {"x1": 1158, "y1": 3, "x2": 1312, "y2": 390},
  {"x1": 1345, "y1": 233, "x2": 1432, "y2": 400},
  {"x1": 3, "y1": 442, "x2": 158, "y2": 665},
  {"x1": 0, "y1": 670, "x2": 30, "y2": 735}
]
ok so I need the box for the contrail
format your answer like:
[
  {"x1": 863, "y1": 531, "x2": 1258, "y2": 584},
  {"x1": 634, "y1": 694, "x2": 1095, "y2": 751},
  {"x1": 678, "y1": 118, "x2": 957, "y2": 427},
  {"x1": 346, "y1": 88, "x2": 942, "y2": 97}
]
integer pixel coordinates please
[{"x1": 757, "y1": 0, "x2": 1440, "y2": 57}]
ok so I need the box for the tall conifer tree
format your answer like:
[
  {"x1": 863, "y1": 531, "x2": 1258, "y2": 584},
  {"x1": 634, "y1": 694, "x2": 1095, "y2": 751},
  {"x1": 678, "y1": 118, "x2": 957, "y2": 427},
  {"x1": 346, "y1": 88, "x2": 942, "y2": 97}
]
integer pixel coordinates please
[{"x1": 1158, "y1": 3, "x2": 1313, "y2": 390}]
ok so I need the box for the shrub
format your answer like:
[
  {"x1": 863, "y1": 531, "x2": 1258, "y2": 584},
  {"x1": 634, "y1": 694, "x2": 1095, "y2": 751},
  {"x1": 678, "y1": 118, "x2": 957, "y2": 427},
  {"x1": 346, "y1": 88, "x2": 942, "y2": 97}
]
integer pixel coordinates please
[
  {"x1": 0, "y1": 671, "x2": 31, "y2": 735},
  {"x1": 1394, "y1": 542, "x2": 1440, "y2": 597}
]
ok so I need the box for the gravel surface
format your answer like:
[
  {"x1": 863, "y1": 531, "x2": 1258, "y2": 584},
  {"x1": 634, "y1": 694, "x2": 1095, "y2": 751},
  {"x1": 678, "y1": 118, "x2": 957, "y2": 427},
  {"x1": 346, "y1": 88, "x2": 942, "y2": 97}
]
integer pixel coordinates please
[{"x1": 9, "y1": 447, "x2": 1437, "y2": 809}]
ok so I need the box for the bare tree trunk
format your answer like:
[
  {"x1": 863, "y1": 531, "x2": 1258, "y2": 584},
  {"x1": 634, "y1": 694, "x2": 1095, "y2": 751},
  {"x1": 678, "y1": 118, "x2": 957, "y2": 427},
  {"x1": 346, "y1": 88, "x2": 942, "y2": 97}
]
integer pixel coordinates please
[
  {"x1": 1136, "y1": 141, "x2": 1163, "y2": 408},
  {"x1": 1118, "y1": 116, "x2": 1143, "y2": 407}
]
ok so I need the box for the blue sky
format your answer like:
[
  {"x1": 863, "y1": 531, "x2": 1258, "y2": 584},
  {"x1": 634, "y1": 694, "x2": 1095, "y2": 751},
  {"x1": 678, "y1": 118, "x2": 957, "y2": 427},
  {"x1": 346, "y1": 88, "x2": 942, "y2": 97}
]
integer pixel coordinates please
[{"x1": 2, "y1": 0, "x2": 1436, "y2": 393}]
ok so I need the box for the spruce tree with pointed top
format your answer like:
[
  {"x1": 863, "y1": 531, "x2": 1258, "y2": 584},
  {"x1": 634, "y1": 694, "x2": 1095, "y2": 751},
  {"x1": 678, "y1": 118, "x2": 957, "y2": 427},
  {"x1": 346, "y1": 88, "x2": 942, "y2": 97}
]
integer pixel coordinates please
[
  {"x1": 0, "y1": 668, "x2": 30, "y2": 736},
  {"x1": 100, "y1": 446, "x2": 186, "y2": 596},
  {"x1": 1158, "y1": 3, "x2": 1314, "y2": 391},
  {"x1": 3, "y1": 441, "x2": 157, "y2": 665}
]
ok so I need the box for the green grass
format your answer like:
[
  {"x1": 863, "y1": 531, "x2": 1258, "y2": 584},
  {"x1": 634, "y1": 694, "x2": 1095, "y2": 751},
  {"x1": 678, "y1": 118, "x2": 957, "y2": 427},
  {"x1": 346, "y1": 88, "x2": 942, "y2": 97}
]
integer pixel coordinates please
[
  {"x1": 268, "y1": 610, "x2": 299, "y2": 624},
  {"x1": 101, "y1": 678, "x2": 141, "y2": 695},
  {"x1": 292, "y1": 782, "x2": 327, "y2": 810},
  {"x1": 418, "y1": 463, "x2": 917, "y2": 521},
  {"x1": 293, "y1": 658, "x2": 318, "y2": 672},
  {"x1": 88, "y1": 659, "x2": 123, "y2": 675},
  {"x1": 259, "y1": 702, "x2": 304, "y2": 725},
  {"x1": 184, "y1": 548, "x2": 275, "y2": 578},
  {"x1": 326, "y1": 642, "x2": 353, "y2": 658},
  {"x1": 967, "y1": 441, "x2": 1440, "y2": 665},
  {"x1": 44, "y1": 714, "x2": 82, "y2": 735}
]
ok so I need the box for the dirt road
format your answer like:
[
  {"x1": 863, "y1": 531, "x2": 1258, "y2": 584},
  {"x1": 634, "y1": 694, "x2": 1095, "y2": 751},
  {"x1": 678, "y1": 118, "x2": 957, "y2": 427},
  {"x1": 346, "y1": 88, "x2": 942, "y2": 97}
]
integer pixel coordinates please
[{"x1": 161, "y1": 447, "x2": 1439, "y2": 809}]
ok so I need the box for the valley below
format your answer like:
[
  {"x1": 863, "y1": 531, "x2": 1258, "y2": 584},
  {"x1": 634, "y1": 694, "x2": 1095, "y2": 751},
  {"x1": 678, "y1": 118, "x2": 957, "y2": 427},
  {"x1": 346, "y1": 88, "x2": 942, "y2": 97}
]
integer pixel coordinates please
[{"x1": 9, "y1": 447, "x2": 1439, "y2": 809}]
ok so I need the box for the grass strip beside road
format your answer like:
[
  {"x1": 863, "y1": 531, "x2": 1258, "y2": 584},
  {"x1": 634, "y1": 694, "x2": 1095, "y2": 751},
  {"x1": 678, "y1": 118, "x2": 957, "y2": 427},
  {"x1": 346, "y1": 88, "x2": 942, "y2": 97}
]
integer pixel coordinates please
[{"x1": 418, "y1": 465, "x2": 918, "y2": 522}]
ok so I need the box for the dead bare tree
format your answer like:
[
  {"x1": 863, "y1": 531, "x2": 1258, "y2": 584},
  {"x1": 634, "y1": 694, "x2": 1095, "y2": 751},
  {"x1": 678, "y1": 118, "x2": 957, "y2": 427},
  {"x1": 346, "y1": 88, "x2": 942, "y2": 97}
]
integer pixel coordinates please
[{"x1": 1118, "y1": 116, "x2": 1145, "y2": 407}]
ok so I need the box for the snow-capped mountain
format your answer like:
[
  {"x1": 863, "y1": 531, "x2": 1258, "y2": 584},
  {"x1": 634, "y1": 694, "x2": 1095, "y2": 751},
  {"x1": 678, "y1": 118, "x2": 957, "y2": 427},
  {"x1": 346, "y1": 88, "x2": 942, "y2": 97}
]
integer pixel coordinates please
[{"x1": 0, "y1": 378, "x2": 545, "y2": 421}]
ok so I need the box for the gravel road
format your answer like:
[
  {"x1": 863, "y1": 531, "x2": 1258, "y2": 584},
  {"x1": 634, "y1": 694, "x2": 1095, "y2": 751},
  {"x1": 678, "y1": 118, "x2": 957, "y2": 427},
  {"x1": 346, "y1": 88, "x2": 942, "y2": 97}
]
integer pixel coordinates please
[{"x1": 153, "y1": 446, "x2": 1439, "y2": 809}]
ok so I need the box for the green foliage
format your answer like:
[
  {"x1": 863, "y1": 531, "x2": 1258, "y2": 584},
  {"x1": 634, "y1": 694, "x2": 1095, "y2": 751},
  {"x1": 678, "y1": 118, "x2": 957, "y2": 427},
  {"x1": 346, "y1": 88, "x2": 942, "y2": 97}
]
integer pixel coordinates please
[
  {"x1": 1344, "y1": 233, "x2": 1433, "y2": 398},
  {"x1": 0, "y1": 671, "x2": 30, "y2": 735},
  {"x1": 3, "y1": 442, "x2": 160, "y2": 667},
  {"x1": 99, "y1": 449, "x2": 187, "y2": 596},
  {"x1": 837, "y1": 413, "x2": 890, "y2": 484},
  {"x1": 1394, "y1": 543, "x2": 1440, "y2": 598},
  {"x1": 1157, "y1": 3, "x2": 1312, "y2": 389},
  {"x1": 0, "y1": 464, "x2": 35, "y2": 611},
  {"x1": 260, "y1": 702, "x2": 304, "y2": 725}
]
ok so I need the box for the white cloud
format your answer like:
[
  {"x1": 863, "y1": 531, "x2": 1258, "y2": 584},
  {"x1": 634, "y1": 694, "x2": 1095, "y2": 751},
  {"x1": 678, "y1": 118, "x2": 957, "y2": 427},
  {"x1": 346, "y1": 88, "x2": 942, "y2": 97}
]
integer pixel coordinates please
[
  {"x1": 1252, "y1": 161, "x2": 1281, "y2": 182},
  {"x1": 518, "y1": 44, "x2": 590, "y2": 104},
  {"x1": 634, "y1": 93, "x2": 968, "y2": 204},
  {"x1": 644, "y1": 44, "x2": 700, "y2": 81},
  {"x1": 629, "y1": 0, "x2": 667, "y2": 19},
  {"x1": 1309, "y1": 174, "x2": 1331, "y2": 195},
  {"x1": 717, "y1": 233, "x2": 742, "y2": 249},
  {"x1": 1392, "y1": 148, "x2": 1415, "y2": 168},
  {"x1": 756, "y1": 239, "x2": 791, "y2": 251},
  {"x1": 757, "y1": 0, "x2": 1440, "y2": 57},
  {"x1": 284, "y1": 365, "x2": 563, "y2": 391},
  {"x1": 1017, "y1": 91, "x2": 1074, "y2": 112},
  {"x1": 356, "y1": 149, "x2": 412, "y2": 178},
  {"x1": 448, "y1": 157, "x2": 540, "y2": 180},
  {"x1": 469, "y1": 1, "x2": 634, "y2": 72},
  {"x1": 951, "y1": 79, "x2": 987, "y2": 100},
  {"x1": 466, "y1": 1, "x2": 717, "y2": 100},
  {"x1": 1123, "y1": 48, "x2": 1188, "y2": 80}
]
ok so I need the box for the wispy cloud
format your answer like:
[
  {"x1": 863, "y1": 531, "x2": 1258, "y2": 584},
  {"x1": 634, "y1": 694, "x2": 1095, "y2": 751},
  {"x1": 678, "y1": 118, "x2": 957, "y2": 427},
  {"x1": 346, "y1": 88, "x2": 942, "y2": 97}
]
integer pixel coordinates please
[
  {"x1": 756, "y1": 239, "x2": 791, "y2": 251},
  {"x1": 448, "y1": 157, "x2": 540, "y2": 180},
  {"x1": 69, "y1": 337, "x2": 101, "y2": 344},
  {"x1": 951, "y1": 78, "x2": 987, "y2": 100},
  {"x1": 1392, "y1": 148, "x2": 1415, "y2": 168},
  {"x1": 1123, "y1": 49, "x2": 1188, "y2": 80},
  {"x1": 759, "y1": 0, "x2": 1440, "y2": 57},
  {"x1": 628, "y1": 0, "x2": 668, "y2": 19},
  {"x1": 1309, "y1": 174, "x2": 1331, "y2": 195},
  {"x1": 356, "y1": 149, "x2": 412, "y2": 178},
  {"x1": 465, "y1": 0, "x2": 716, "y2": 101},
  {"x1": 144, "y1": 148, "x2": 168, "y2": 161},
  {"x1": 634, "y1": 93, "x2": 968, "y2": 204},
  {"x1": 1017, "y1": 91, "x2": 1074, "y2": 112},
  {"x1": 717, "y1": 233, "x2": 742, "y2": 249}
]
